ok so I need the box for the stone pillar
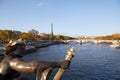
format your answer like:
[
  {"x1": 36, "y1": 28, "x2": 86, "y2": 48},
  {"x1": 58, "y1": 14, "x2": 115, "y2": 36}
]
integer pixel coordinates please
[{"x1": 79, "y1": 40, "x2": 82, "y2": 45}]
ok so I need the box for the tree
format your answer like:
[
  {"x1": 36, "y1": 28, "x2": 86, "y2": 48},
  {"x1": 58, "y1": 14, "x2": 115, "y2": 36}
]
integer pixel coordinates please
[
  {"x1": 0, "y1": 30, "x2": 16, "y2": 42},
  {"x1": 112, "y1": 33, "x2": 120, "y2": 40},
  {"x1": 28, "y1": 29, "x2": 39, "y2": 40},
  {"x1": 55, "y1": 35, "x2": 61, "y2": 40},
  {"x1": 19, "y1": 32, "x2": 29, "y2": 40},
  {"x1": 63, "y1": 36, "x2": 69, "y2": 40},
  {"x1": 40, "y1": 33, "x2": 50, "y2": 40}
]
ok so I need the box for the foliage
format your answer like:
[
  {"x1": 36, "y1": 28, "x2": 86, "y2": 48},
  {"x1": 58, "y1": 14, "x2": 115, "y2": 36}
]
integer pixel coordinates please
[
  {"x1": 55, "y1": 35, "x2": 61, "y2": 40},
  {"x1": 94, "y1": 33, "x2": 120, "y2": 40},
  {"x1": 28, "y1": 29, "x2": 39, "y2": 40},
  {"x1": 0, "y1": 29, "x2": 74, "y2": 42},
  {"x1": 40, "y1": 33, "x2": 50, "y2": 40},
  {"x1": 19, "y1": 32, "x2": 29, "y2": 40},
  {"x1": 54, "y1": 35, "x2": 71, "y2": 40},
  {"x1": 0, "y1": 30, "x2": 20, "y2": 42}
]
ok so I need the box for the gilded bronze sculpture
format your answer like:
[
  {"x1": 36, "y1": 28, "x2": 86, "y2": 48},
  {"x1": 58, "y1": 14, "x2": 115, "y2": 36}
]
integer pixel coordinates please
[{"x1": 0, "y1": 39, "x2": 71, "y2": 80}]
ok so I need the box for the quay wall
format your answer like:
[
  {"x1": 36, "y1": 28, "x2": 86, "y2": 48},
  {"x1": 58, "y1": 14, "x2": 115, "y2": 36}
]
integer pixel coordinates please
[{"x1": 0, "y1": 40, "x2": 62, "y2": 55}]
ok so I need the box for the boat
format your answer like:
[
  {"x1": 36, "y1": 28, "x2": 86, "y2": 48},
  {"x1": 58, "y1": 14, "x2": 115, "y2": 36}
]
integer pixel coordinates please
[{"x1": 110, "y1": 44, "x2": 120, "y2": 49}]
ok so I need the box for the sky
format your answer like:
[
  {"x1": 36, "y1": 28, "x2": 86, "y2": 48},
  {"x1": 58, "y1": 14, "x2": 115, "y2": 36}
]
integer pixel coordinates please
[{"x1": 0, "y1": 0, "x2": 120, "y2": 37}]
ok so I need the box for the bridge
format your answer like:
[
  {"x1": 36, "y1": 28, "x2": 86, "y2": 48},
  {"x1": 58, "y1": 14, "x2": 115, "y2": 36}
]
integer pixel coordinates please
[{"x1": 61, "y1": 39, "x2": 119, "y2": 44}]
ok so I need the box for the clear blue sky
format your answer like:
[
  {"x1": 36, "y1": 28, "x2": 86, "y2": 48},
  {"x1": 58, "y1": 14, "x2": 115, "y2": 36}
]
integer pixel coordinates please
[{"x1": 0, "y1": 0, "x2": 120, "y2": 37}]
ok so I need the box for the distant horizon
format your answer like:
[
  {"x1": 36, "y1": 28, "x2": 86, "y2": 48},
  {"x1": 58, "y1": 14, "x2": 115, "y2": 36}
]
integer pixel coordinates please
[
  {"x1": 0, "y1": 0, "x2": 120, "y2": 37},
  {"x1": 0, "y1": 29, "x2": 119, "y2": 37}
]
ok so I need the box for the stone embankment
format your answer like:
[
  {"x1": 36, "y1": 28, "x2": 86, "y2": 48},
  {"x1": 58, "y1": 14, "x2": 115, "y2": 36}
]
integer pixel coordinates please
[
  {"x1": 25, "y1": 40, "x2": 65, "y2": 53},
  {"x1": 0, "y1": 40, "x2": 54, "y2": 60},
  {"x1": 25, "y1": 40, "x2": 53, "y2": 53},
  {"x1": 0, "y1": 40, "x2": 63, "y2": 58}
]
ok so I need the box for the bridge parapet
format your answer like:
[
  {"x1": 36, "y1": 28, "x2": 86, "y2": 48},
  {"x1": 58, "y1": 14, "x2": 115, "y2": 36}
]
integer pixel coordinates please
[{"x1": 61, "y1": 39, "x2": 118, "y2": 44}]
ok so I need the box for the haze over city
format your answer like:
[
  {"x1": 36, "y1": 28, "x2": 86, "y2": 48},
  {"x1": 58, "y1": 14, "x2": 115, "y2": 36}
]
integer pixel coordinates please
[{"x1": 0, "y1": 0, "x2": 120, "y2": 37}]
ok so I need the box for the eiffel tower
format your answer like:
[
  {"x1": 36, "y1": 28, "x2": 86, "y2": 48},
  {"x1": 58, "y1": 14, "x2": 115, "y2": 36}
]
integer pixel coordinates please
[{"x1": 51, "y1": 23, "x2": 53, "y2": 40}]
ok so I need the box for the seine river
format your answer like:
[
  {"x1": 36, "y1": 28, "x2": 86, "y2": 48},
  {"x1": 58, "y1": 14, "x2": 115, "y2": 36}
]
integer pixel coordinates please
[{"x1": 21, "y1": 42, "x2": 120, "y2": 80}]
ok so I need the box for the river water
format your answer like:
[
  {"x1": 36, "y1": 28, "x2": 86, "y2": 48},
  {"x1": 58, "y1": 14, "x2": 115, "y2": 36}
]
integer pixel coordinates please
[{"x1": 21, "y1": 42, "x2": 120, "y2": 80}]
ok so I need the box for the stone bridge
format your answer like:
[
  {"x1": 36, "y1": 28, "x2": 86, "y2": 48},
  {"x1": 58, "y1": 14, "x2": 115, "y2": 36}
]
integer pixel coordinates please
[{"x1": 61, "y1": 39, "x2": 119, "y2": 44}]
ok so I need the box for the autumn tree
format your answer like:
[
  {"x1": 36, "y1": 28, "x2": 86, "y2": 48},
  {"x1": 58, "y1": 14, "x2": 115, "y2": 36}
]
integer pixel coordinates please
[
  {"x1": 63, "y1": 36, "x2": 69, "y2": 40},
  {"x1": 28, "y1": 29, "x2": 39, "y2": 40},
  {"x1": 55, "y1": 35, "x2": 61, "y2": 40},
  {"x1": 112, "y1": 33, "x2": 120, "y2": 40},
  {"x1": 19, "y1": 32, "x2": 29, "y2": 40},
  {"x1": 40, "y1": 33, "x2": 50, "y2": 40},
  {"x1": 0, "y1": 30, "x2": 17, "y2": 42}
]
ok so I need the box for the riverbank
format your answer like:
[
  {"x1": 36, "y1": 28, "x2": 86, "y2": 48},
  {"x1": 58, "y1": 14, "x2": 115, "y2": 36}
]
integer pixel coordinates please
[
  {"x1": 0, "y1": 40, "x2": 51, "y2": 61},
  {"x1": 25, "y1": 40, "x2": 53, "y2": 53},
  {"x1": 0, "y1": 40, "x2": 63, "y2": 55}
]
